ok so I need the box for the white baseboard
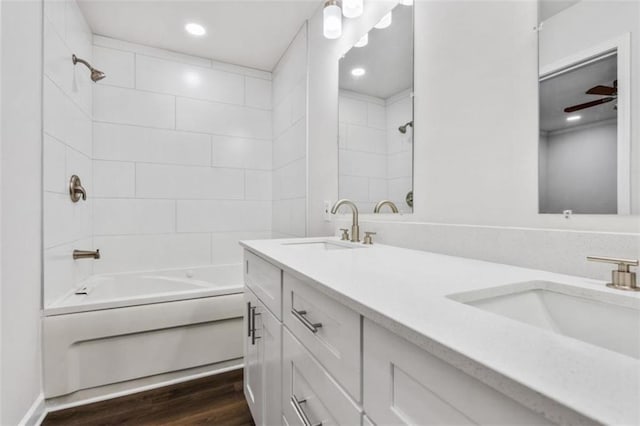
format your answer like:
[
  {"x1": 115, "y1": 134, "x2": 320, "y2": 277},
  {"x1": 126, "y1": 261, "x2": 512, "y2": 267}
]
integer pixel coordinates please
[{"x1": 19, "y1": 393, "x2": 45, "y2": 426}]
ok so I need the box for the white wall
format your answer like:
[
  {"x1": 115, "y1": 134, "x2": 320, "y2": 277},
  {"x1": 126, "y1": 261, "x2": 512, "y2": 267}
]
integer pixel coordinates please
[
  {"x1": 90, "y1": 36, "x2": 273, "y2": 276},
  {"x1": 272, "y1": 24, "x2": 308, "y2": 237},
  {"x1": 42, "y1": 0, "x2": 94, "y2": 306},
  {"x1": 1, "y1": 0, "x2": 44, "y2": 423},
  {"x1": 541, "y1": 121, "x2": 617, "y2": 214}
]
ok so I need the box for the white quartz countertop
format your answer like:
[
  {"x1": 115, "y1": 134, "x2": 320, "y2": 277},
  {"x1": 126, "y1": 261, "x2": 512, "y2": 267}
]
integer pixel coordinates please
[{"x1": 240, "y1": 237, "x2": 640, "y2": 425}]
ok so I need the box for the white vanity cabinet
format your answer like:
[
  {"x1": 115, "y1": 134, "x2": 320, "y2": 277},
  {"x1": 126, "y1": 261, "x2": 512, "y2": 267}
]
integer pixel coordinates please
[
  {"x1": 362, "y1": 319, "x2": 552, "y2": 425},
  {"x1": 242, "y1": 248, "x2": 564, "y2": 426}
]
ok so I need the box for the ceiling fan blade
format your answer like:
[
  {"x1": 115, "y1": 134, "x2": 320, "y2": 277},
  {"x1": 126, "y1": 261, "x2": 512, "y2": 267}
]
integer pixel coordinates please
[
  {"x1": 564, "y1": 97, "x2": 614, "y2": 113},
  {"x1": 586, "y1": 85, "x2": 616, "y2": 96}
]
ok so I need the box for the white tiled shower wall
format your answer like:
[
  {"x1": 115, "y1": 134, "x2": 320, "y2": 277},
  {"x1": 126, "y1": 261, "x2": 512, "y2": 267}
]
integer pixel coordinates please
[
  {"x1": 43, "y1": 0, "x2": 94, "y2": 306},
  {"x1": 43, "y1": 8, "x2": 277, "y2": 305},
  {"x1": 272, "y1": 24, "x2": 308, "y2": 237},
  {"x1": 338, "y1": 89, "x2": 412, "y2": 213},
  {"x1": 91, "y1": 36, "x2": 273, "y2": 277}
]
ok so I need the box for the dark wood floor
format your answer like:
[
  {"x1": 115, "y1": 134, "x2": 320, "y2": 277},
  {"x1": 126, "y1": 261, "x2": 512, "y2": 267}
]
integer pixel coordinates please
[{"x1": 43, "y1": 369, "x2": 255, "y2": 426}]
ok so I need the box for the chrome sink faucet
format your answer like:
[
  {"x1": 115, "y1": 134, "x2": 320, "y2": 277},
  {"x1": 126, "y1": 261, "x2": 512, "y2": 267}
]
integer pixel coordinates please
[
  {"x1": 587, "y1": 256, "x2": 638, "y2": 291},
  {"x1": 331, "y1": 199, "x2": 360, "y2": 242},
  {"x1": 374, "y1": 200, "x2": 399, "y2": 213}
]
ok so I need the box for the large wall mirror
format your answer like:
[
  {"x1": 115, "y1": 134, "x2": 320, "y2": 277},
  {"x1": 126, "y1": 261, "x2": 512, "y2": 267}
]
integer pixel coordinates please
[
  {"x1": 338, "y1": 3, "x2": 414, "y2": 214},
  {"x1": 538, "y1": 1, "x2": 637, "y2": 215}
]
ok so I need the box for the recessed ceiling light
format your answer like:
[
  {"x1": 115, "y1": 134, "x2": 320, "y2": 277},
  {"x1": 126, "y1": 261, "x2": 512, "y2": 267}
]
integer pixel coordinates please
[
  {"x1": 374, "y1": 11, "x2": 392, "y2": 29},
  {"x1": 354, "y1": 33, "x2": 368, "y2": 48},
  {"x1": 185, "y1": 23, "x2": 206, "y2": 36},
  {"x1": 566, "y1": 115, "x2": 581, "y2": 122},
  {"x1": 351, "y1": 67, "x2": 366, "y2": 77},
  {"x1": 399, "y1": 0, "x2": 414, "y2": 5}
]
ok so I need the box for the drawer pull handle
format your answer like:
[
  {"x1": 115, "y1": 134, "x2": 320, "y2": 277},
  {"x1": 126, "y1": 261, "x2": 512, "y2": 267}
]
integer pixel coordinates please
[
  {"x1": 251, "y1": 306, "x2": 261, "y2": 345},
  {"x1": 291, "y1": 309, "x2": 322, "y2": 334},
  {"x1": 291, "y1": 395, "x2": 322, "y2": 426}
]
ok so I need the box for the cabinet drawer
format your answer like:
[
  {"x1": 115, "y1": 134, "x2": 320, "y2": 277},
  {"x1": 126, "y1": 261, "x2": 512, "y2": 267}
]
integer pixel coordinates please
[
  {"x1": 282, "y1": 328, "x2": 361, "y2": 426},
  {"x1": 363, "y1": 319, "x2": 552, "y2": 425},
  {"x1": 244, "y1": 250, "x2": 282, "y2": 320},
  {"x1": 283, "y1": 273, "x2": 361, "y2": 401}
]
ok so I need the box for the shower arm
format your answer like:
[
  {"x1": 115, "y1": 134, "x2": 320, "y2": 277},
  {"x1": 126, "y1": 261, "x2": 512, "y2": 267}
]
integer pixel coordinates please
[{"x1": 72, "y1": 54, "x2": 94, "y2": 71}]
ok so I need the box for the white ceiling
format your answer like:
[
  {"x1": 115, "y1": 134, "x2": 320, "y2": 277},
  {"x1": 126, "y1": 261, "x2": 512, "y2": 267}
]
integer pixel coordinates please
[
  {"x1": 540, "y1": 54, "x2": 617, "y2": 132},
  {"x1": 78, "y1": 0, "x2": 322, "y2": 71},
  {"x1": 339, "y1": 3, "x2": 413, "y2": 99}
]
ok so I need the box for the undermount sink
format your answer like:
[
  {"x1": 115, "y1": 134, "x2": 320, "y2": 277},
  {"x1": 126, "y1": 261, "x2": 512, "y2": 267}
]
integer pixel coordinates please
[
  {"x1": 281, "y1": 240, "x2": 364, "y2": 251},
  {"x1": 449, "y1": 281, "x2": 640, "y2": 360}
]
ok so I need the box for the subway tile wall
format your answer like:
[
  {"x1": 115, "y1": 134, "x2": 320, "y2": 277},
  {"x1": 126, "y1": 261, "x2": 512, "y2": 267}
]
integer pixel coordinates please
[
  {"x1": 338, "y1": 89, "x2": 413, "y2": 213},
  {"x1": 43, "y1": 18, "x2": 276, "y2": 306},
  {"x1": 272, "y1": 24, "x2": 308, "y2": 237},
  {"x1": 90, "y1": 35, "x2": 273, "y2": 276},
  {"x1": 43, "y1": 0, "x2": 94, "y2": 306}
]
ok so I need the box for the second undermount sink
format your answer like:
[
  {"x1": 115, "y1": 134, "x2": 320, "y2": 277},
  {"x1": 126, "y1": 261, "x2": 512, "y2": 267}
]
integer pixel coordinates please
[
  {"x1": 281, "y1": 240, "x2": 365, "y2": 251},
  {"x1": 449, "y1": 281, "x2": 640, "y2": 360}
]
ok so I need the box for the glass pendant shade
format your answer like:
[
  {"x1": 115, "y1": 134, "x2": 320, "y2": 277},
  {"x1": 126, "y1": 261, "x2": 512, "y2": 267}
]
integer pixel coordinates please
[
  {"x1": 323, "y1": 1, "x2": 343, "y2": 39},
  {"x1": 342, "y1": 0, "x2": 363, "y2": 18}
]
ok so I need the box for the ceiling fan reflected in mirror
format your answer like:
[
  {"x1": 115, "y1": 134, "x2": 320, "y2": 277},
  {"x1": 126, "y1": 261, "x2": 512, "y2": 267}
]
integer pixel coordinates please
[{"x1": 564, "y1": 80, "x2": 617, "y2": 113}]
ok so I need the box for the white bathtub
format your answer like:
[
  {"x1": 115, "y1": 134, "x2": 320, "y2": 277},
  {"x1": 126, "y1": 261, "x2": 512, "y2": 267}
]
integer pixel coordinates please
[
  {"x1": 43, "y1": 265, "x2": 244, "y2": 400},
  {"x1": 44, "y1": 264, "x2": 243, "y2": 316}
]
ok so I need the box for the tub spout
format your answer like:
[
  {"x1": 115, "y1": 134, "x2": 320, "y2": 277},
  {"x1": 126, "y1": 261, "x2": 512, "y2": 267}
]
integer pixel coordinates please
[{"x1": 73, "y1": 249, "x2": 100, "y2": 260}]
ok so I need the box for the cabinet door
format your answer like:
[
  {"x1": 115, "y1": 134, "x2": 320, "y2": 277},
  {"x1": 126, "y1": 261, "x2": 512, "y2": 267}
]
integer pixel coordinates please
[
  {"x1": 245, "y1": 288, "x2": 282, "y2": 426},
  {"x1": 260, "y1": 294, "x2": 282, "y2": 426},
  {"x1": 363, "y1": 319, "x2": 552, "y2": 425},
  {"x1": 244, "y1": 290, "x2": 262, "y2": 425}
]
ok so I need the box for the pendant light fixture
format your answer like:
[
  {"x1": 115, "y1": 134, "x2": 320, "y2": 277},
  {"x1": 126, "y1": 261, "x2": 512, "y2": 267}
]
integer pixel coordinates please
[
  {"x1": 323, "y1": 0, "x2": 343, "y2": 39},
  {"x1": 342, "y1": 0, "x2": 363, "y2": 18}
]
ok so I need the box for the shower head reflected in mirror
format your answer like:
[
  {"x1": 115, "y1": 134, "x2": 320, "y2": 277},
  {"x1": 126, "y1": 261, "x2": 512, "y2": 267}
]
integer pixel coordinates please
[
  {"x1": 72, "y1": 54, "x2": 106, "y2": 82},
  {"x1": 398, "y1": 121, "x2": 413, "y2": 134}
]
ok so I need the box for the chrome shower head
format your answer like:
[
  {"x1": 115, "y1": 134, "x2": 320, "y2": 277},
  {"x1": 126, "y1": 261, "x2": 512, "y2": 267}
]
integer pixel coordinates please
[
  {"x1": 72, "y1": 54, "x2": 106, "y2": 82},
  {"x1": 398, "y1": 121, "x2": 413, "y2": 134},
  {"x1": 91, "y1": 69, "x2": 106, "y2": 82}
]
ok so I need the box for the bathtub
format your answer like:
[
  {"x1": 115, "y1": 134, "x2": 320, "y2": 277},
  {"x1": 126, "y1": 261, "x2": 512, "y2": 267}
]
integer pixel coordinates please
[{"x1": 43, "y1": 264, "x2": 244, "y2": 400}]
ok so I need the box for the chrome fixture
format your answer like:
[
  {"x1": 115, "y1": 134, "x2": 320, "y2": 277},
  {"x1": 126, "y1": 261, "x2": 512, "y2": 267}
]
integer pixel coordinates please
[
  {"x1": 374, "y1": 200, "x2": 399, "y2": 213},
  {"x1": 247, "y1": 302, "x2": 261, "y2": 345},
  {"x1": 291, "y1": 308, "x2": 323, "y2": 333},
  {"x1": 73, "y1": 249, "x2": 100, "y2": 260},
  {"x1": 69, "y1": 175, "x2": 87, "y2": 202},
  {"x1": 362, "y1": 231, "x2": 376, "y2": 245},
  {"x1": 587, "y1": 256, "x2": 638, "y2": 291},
  {"x1": 72, "y1": 54, "x2": 106, "y2": 82},
  {"x1": 398, "y1": 120, "x2": 413, "y2": 134},
  {"x1": 331, "y1": 199, "x2": 360, "y2": 242},
  {"x1": 405, "y1": 190, "x2": 414, "y2": 208},
  {"x1": 339, "y1": 228, "x2": 350, "y2": 241},
  {"x1": 291, "y1": 395, "x2": 321, "y2": 426}
]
